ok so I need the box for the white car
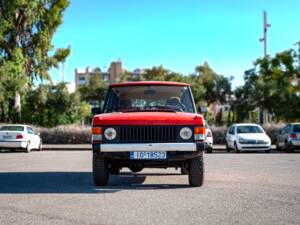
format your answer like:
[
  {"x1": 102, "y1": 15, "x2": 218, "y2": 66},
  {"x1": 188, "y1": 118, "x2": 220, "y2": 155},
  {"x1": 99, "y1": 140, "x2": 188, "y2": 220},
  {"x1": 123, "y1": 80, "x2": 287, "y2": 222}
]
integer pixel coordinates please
[
  {"x1": 0, "y1": 124, "x2": 42, "y2": 153},
  {"x1": 204, "y1": 121, "x2": 213, "y2": 153},
  {"x1": 225, "y1": 123, "x2": 271, "y2": 153}
]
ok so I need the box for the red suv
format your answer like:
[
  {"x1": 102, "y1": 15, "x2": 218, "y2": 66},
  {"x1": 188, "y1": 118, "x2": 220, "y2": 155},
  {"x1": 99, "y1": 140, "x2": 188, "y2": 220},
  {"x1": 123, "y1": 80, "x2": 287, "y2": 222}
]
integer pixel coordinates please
[{"x1": 92, "y1": 81, "x2": 206, "y2": 187}]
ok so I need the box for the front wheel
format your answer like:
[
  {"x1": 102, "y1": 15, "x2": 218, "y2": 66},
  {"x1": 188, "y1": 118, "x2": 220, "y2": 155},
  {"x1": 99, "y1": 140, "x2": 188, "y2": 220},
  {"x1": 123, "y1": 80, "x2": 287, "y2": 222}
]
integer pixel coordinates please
[
  {"x1": 38, "y1": 140, "x2": 42, "y2": 151},
  {"x1": 225, "y1": 141, "x2": 230, "y2": 152},
  {"x1": 188, "y1": 155, "x2": 204, "y2": 187},
  {"x1": 206, "y1": 146, "x2": 213, "y2": 154},
  {"x1": 234, "y1": 143, "x2": 240, "y2": 153},
  {"x1": 93, "y1": 154, "x2": 109, "y2": 186}
]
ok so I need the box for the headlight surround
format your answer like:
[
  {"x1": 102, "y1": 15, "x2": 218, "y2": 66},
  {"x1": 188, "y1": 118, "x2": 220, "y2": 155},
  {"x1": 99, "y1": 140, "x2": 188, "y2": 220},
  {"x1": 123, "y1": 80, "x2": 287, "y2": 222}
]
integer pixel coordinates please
[
  {"x1": 104, "y1": 128, "x2": 117, "y2": 140},
  {"x1": 238, "y1": 138, "x2": 248, "y2": 144},
  {"x1": 180, "y1": 127, "x2": 193, "y2": 140}
]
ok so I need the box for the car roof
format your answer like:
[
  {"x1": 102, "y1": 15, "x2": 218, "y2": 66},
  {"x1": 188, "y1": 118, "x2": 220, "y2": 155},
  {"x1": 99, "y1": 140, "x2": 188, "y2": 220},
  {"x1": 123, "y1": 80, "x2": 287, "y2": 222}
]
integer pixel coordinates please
[
  {"x1": 109, "y1": 81, "x2": 191, "y2": 87},
  {"x1": 232, "y1": 123, "x2": 261, "y2": 126},
  {"x1": 0, "y1": 124, "x2": 27, "y2": 127}
]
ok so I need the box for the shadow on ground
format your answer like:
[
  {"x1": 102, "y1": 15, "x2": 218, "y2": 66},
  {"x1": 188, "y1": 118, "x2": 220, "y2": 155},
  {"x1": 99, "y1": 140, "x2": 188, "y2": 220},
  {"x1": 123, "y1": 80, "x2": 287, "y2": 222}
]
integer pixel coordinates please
[{"x1": 0, "y1": 171, "x2": 189, "y2": 194}]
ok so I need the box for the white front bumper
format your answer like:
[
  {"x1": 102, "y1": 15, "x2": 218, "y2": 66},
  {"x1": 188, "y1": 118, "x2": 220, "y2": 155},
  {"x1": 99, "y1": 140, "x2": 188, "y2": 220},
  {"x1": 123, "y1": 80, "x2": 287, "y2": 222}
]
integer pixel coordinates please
[
  {"x1": 100, "y1": 143, "x2": 197, "y2": 152},
  {"x1": 237, "y1": 143, "x2": 271, "y2": 151},
  {"x1": 0, "y1": 141, "x2": 27, "y2": 149}
]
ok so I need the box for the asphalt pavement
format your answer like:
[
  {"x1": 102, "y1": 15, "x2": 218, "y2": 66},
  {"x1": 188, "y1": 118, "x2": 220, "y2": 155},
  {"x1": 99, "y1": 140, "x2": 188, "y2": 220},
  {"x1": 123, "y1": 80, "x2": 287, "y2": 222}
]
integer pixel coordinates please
[{"x1": 0, "y1": 151, "x2": 299, "y2": 225}]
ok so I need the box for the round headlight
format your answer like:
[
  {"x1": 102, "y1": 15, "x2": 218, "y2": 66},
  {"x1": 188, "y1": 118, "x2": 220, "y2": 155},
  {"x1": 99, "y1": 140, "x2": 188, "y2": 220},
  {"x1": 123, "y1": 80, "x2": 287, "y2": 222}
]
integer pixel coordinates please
[
  {"x1": 180, "y1": 127, "x2": 192, "y2": 140},
  {"x1": 104, "y1": 128, "x2": 117, "y2": 140}
]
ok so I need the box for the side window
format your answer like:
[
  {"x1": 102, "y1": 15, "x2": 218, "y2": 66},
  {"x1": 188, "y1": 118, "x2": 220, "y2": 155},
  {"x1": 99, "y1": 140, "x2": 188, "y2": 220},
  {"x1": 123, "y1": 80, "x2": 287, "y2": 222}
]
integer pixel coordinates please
[
  {"x1": 27, "y1": 127, "x2": 34, "y2": 134},
  {"x1": 228, "y1": 126, "x2": 234, "y2": 135}
]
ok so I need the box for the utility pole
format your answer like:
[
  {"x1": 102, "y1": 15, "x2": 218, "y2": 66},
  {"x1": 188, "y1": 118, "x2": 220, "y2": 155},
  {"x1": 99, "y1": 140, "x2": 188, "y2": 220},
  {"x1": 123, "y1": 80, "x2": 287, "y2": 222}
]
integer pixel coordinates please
[
  {"x1": 259, "y1": 11, "x2": 271, "y2": 57},
  {"x1": 295, "y1": 41, "x2": 300, "y2": 66},
  {"x1": 258, "y1": 11, "x2": 271, "y2": 124}
]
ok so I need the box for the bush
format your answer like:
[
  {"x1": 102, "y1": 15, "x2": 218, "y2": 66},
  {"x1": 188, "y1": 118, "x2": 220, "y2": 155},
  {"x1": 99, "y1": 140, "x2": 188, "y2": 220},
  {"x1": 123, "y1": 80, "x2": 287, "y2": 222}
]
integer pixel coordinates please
[
  {"x1": 31, "y1": 123, "x2": 284, "y2": 145},
  {"x1": 36, "y1": 125, "x2": 91, "y2": 144}
]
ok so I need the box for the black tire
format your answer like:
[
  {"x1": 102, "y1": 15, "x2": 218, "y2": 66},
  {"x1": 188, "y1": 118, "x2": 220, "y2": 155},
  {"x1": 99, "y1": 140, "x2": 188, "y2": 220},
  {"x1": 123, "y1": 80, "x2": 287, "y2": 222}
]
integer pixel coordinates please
[
  {"x1": 285, "y1": 142, "x2": 294, "y2": 153},
  {"x1": 234, "y1": 143, "x2": 240, "y2": 153},
  {"x1": 265, "y1": 149, "x2": 271, "y2": 153},
  {"x1": 188, "y1": 155, "x2": 204, "y2": 187},
  {"x1": 129, "y1": 166, "x2": 143, "y2": 173},
  {"x1": 276, "y1": 140, "x2": 281, "y2": 151},
  {"x1": 25, "y1": 142, "x2": 31, "y2": 153},
  {"x1": 206, "y1": 147, "x2": 213, "y2": 154},
  {"x1": 93, "y1": 154, "x2": 109, "y2": 186},
  {"x1": 38, "y1": 140, "x2": 42, "y2": 151},
  {"x1": 225, "y1": 142, "x2": 230, "y2": 153},
  {"x1": 110, "y1": 167, "x2": 120, "y2": 175}
]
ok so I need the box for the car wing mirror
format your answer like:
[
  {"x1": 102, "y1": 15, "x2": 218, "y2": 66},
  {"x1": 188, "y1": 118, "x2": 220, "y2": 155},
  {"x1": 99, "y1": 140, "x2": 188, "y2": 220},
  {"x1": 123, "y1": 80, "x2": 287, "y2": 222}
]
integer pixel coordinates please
[{"x1": 91, "y1": 107, "x2": 102, "y2": 115}]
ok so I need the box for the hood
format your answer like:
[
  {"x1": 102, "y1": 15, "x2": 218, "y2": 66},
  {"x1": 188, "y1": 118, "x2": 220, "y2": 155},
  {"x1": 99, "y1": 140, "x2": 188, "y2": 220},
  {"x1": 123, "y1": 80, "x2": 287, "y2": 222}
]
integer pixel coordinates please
[
  {"x1": 237, "y1": 133, "x2": 270, "y2": 141},
  {"x1": 92, "y1": 112, "x2": 203, "y2": 126}
]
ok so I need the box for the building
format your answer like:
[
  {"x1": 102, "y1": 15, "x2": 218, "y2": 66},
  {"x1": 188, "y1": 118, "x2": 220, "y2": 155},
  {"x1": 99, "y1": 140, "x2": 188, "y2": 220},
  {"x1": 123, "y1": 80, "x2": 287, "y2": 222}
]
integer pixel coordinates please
[{"x1": 75, "y1": 61, "x2": 144, "y2": 89}]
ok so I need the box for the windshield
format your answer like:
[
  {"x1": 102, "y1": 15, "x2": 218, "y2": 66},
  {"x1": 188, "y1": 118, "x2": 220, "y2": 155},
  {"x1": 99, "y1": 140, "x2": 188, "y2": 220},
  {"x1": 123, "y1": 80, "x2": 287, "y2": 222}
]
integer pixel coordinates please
[
  {"x1": 237, "y1": 125, "x2": 263, "y2": 134},
  {"x1": 103, "y1": 85, "x2": 195, "y2": 113},
  {"x1": 0, "y1": 126, "x2": 24, "y2": 131}
]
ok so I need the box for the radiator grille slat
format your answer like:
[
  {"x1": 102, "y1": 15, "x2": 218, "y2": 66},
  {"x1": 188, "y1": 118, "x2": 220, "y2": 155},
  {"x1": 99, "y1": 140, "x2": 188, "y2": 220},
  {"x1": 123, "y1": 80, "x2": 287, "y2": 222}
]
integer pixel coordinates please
[{"x1": 119, "y1": 126, "x2": 176, "y2": 143}]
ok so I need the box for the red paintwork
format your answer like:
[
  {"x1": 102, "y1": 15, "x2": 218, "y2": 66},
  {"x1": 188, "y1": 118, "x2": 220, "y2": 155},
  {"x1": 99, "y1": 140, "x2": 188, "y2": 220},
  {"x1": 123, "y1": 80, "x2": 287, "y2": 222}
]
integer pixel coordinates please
[
  {"x1": 109, "y1": 81, "x2": 191, "y2": 87},
  {"x1": 92, "y1": 112, "x2": 204, "y2": 126}
]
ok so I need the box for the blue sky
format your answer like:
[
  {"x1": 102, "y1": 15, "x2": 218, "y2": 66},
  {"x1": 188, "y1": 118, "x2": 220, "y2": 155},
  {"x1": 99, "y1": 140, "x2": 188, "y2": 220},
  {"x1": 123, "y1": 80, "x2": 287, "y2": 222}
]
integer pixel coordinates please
[{"x1": 51, "y1": 0, "x2": 300, "y2": 88}]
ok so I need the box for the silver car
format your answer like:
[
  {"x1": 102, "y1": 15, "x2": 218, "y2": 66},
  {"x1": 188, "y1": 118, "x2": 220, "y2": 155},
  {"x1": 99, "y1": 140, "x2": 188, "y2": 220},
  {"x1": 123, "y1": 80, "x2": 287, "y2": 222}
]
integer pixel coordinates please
[{"x1": 276, "y1": 123, "x2": 300, "y2": 152}]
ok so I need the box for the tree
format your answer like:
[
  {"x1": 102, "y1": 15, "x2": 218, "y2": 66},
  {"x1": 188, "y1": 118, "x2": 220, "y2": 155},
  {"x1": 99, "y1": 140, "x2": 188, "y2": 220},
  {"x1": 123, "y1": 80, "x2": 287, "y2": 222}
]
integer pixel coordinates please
[
  {"x1": 234, "y1": 48, "x2": 300, "y2": 122},
  {"x1": 0, "y1": 0, "x2": 70, "y2": 122},
  {"x1": 22, "y1": 83, "x2": 91, "y2": 127},
  {"x1": 78, "y1": 74, "x2": 107, "y2": 108}
]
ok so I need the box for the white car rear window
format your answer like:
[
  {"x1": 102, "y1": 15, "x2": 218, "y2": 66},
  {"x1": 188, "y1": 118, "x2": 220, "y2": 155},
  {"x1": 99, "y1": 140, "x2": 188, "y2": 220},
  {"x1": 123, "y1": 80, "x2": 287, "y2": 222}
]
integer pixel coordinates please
[{"x1": 0, "y1": 126, "x2": 24, "y2": 131}]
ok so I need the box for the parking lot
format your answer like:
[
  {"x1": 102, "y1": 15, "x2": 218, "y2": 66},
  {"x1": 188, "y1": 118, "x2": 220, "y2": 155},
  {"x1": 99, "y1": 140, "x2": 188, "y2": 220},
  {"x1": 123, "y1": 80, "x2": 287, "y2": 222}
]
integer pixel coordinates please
[{"x1": 0, "y1": 151, "x2": 299, "y2": 225}]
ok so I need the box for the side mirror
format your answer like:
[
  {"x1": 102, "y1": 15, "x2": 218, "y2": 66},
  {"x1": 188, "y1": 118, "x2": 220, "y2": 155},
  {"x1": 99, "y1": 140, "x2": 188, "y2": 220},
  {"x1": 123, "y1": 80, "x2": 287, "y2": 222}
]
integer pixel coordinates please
[{"x1": 91, "y1": 107, "x2": 102, "y2": 115}]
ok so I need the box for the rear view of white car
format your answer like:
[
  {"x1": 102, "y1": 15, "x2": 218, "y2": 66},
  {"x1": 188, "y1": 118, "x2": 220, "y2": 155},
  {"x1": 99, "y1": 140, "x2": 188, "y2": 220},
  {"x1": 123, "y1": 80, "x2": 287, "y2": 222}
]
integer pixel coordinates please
[
  {"x1": 0, "y1": 125, "x2": 42, "y2": 153},
  {"x1": 226, "y1": 123, "x2": 271, "y2": 153}
]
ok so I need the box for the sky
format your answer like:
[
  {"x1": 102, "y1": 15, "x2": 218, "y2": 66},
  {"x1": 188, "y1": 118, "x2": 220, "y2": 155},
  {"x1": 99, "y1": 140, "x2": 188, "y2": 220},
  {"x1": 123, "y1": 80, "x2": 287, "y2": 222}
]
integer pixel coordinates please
[{"x1": 50, "y1": 0, "x2": 300, "y2": 88}]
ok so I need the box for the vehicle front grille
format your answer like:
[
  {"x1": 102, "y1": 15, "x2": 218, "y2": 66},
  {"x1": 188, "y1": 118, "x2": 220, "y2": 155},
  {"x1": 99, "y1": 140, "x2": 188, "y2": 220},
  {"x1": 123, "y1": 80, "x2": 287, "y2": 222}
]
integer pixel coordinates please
[{"x1": 119, "y1": 126, "x2": 177, "y2": 143}]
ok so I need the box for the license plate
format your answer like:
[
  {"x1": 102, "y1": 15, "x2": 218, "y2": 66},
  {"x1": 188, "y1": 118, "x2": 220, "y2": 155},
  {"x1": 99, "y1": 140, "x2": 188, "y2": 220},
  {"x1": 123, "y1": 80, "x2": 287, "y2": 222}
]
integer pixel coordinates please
[
  {"x1": 3, "y1": 135, "x2": 12, "y2": 139},
  {"x1": 130, "y1": 151, "x2": 167, "y2": 160}
]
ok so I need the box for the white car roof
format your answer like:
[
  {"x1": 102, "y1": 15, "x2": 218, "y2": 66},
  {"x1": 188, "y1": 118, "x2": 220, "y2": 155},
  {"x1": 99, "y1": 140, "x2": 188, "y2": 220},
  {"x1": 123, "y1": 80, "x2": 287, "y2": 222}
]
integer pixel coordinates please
[{"x1": 234, "y1": 123, "x2": 261, "y2": 126}]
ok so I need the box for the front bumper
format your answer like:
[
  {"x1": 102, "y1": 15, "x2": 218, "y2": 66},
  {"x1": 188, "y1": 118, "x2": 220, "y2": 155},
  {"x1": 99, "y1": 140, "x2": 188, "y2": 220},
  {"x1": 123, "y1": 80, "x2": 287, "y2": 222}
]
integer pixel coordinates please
[
  {"x1": 237, "y1": 143, "x2": 271, "y2": 151},
  {"x1": 100, "y1": 143, "x2": 197, "y2": 152},
  {"x1": 92, "y1": 142, "x2": 205, "y2": 161},
  {"x1": 0, "y1": 141, "x2": 27, "y2": 149}
]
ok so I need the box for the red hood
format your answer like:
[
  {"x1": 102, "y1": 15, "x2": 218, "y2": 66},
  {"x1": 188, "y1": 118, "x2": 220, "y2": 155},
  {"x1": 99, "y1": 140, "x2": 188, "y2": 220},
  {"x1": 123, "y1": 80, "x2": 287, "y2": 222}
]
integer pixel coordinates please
[{"x1": 92, "y1": 112, "x2": 204, "y2": 126}]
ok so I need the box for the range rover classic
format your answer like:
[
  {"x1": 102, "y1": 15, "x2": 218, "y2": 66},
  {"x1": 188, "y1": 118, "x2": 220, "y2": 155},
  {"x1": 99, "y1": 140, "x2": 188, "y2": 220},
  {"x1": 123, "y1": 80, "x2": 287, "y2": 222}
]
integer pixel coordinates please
[{"x1": 91, "y1": 81, "x2": 206, "y2": 187}]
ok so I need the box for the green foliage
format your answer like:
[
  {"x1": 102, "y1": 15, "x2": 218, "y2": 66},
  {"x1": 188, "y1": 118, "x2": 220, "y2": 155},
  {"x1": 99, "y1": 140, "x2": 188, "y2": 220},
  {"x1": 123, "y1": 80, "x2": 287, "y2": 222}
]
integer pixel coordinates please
[
  {"x1": 234, "y1": 48, "x2": 300, "y2": 122},
  {"x1": 77, "y1": 74, "x2": 107, "y2": 107},
  {"x1": 0, "y1": 0, "x2": 70, "y2": 122},
  {"x1": 22, "y1": 83, "x2": 91, "y2": 127}
]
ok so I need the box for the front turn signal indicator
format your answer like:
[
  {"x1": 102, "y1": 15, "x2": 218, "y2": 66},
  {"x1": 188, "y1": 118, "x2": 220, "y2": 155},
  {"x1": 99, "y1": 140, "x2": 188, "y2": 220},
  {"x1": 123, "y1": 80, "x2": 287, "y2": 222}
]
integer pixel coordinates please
[
  {"x1": 92, "y1": 127, "x2": 102, "y2": 143},
  {"x1": 92, "y1": 127, "x2": 102, "y2": 135},
  {"x1": 194, "y1": 126, "x2": 206, "y2": 141}
]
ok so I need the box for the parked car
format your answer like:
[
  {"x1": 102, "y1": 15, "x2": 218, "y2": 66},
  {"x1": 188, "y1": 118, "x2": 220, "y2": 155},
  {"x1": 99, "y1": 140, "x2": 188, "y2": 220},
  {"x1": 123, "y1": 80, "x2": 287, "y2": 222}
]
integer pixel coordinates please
[
  {"x1": 225, "y1": 123, "x2": 271, "y2": 153},
  {"x1": 91, "y1": 81, "x2": 206, "y2": 187},
  {"x1": 0, "y1": 125, "x2": 42, "y2": 153},
  {"x1": 276, "y1": 123, "x2": 300, "y2": 152},
  {"x1": 204, "y1": 121, "x2": 213, "y2": 153}
]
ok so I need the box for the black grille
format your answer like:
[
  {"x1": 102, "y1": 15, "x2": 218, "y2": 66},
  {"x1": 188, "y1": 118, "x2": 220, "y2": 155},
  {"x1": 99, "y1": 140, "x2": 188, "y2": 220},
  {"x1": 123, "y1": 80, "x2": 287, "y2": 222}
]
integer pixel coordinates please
[{"x1": 120, "y1": 126, "x2": 177, "y2": 143}]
